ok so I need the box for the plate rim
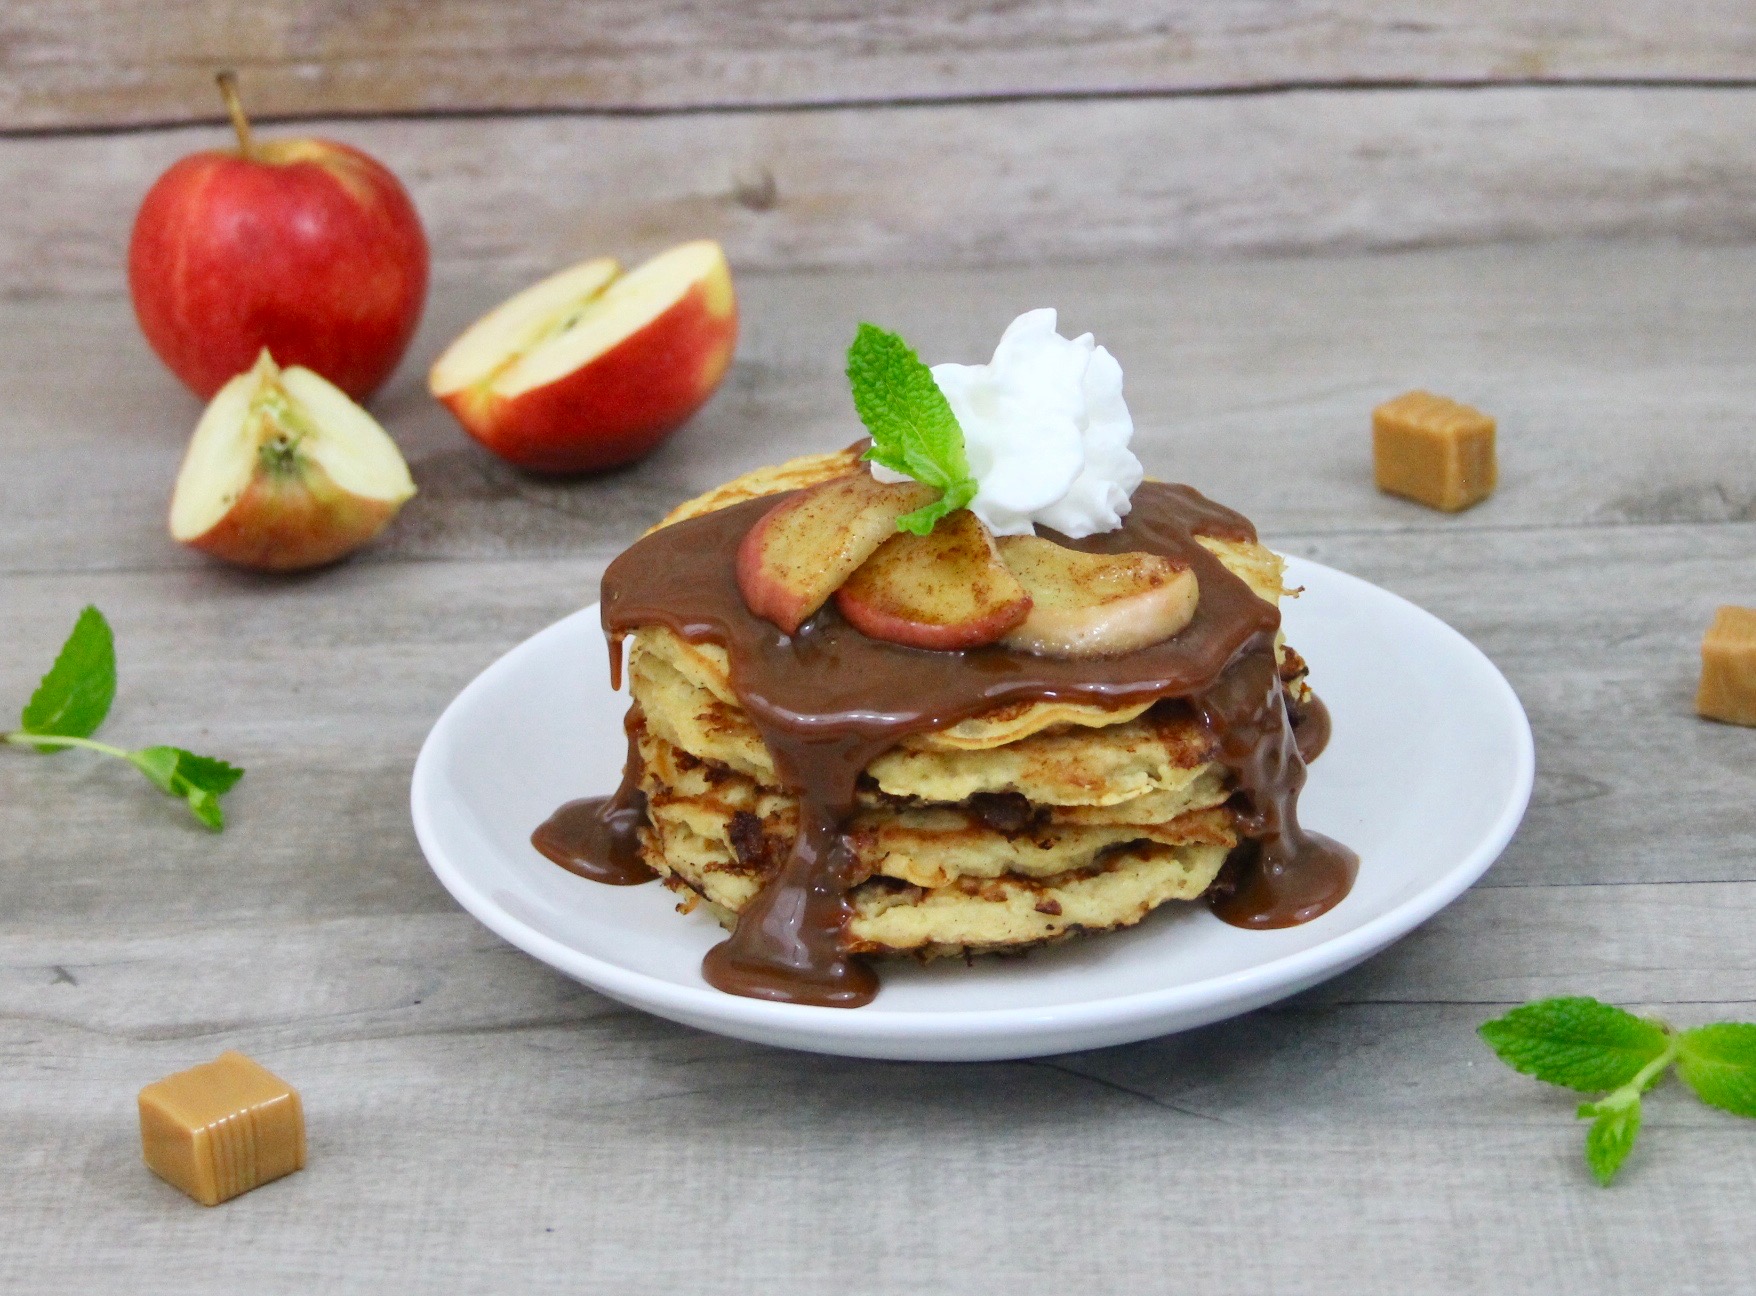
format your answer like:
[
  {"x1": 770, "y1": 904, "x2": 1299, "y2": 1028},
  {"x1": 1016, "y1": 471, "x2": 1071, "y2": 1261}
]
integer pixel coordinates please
[{"x1": 411, "y1": 555, "x2": 1533, "y2": 1048}]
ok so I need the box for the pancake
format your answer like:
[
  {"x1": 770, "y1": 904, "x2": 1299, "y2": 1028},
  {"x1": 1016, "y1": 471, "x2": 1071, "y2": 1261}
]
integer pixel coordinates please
[
  {"x1": 635, "y1": 717, "x2": 1234, "y2": 956},
  {"x1": 616, "y1": 451, "x2": 1307, "y2": 959}
]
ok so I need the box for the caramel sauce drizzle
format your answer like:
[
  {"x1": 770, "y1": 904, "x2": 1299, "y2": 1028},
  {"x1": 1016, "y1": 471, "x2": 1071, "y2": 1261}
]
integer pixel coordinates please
[{"x1": 536, "y1": 481, "x2": 1356, "y2": 1007}]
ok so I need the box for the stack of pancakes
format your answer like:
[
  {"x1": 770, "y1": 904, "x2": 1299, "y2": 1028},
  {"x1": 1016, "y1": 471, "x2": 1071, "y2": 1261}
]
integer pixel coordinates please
[{"x1": 624, "y1": 451, "x2": 1301, "y2": 959}]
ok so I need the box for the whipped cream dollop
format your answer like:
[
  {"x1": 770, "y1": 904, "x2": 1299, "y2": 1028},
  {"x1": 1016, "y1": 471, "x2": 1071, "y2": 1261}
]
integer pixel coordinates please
[{"x1": 871, "y1": 308, "x2": 1143, "y2": 538}]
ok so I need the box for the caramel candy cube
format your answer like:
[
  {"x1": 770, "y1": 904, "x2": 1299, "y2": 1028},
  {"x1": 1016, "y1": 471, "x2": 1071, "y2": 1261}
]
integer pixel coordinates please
[
  {"x1": 138, "y1": 1051, "x2": 306, "y2": 1205},
  {"x1": 1372, "y1": 390, "x2": 1497, "y2": 512},
  {"x1": 1696, "y1": 606, "x2": 1756, "y2": 726}
]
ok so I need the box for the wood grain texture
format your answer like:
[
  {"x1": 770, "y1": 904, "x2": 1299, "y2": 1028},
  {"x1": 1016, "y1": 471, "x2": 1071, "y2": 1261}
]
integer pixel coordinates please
[
  {"x1": 3, "y1": 243, "x2": 1755, "y2": 1293},
  {"x1": 7, "y1": 244, "x2": 1752, "y2": 575},
  {"x1": 5, "y1": 1, "x2": 1756, "y2": 130},
  {"x1": 2, "y1": 525, "x2": 1749, "y2": 914},
  {"x1": 8, "y1": 87, "x2": 1756, "y2": 296},
  {"x1": 3, "y1": 957, "x2": 1754, "y2": 1294}
]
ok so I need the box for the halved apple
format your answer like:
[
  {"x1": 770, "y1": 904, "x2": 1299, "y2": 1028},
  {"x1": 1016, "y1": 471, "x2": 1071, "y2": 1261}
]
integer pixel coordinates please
[
  {"x1": 429, "y1": 240, "x2": 737, "y2": 474},
  {"x1": 736, "y1": 473, "x2": 936, "y2": 634},
  {"x1": 170, "y1": 350, "x2": 416, "y2": 571},
  {"x1": 996, "y1": 536, "x2": 1199, "y2": 657},
  {"x1": 834, "y1": 510, "x2": 1033, "y2": 650}
]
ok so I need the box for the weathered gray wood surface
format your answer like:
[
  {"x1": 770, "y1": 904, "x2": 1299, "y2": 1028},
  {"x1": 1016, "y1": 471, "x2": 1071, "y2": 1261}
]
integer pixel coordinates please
[
  {"x1": 3, "y1": 243, "x2": 1754, "y2": 1293},
  {"x1": 9, "y1": 87, "x2": 1756, "y2": 294},
  {"x1": 6, "y1": 1, "x2": 1755, "y2": 130}
]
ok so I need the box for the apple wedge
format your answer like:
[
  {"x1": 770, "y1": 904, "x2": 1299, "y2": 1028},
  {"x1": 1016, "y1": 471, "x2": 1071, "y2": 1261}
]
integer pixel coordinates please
[
  {"x1": 737, "y1": 473, "x2": 936, "y2": 634},
  {"x1": 834, "y1": 510, "x2": 1033, "y2": 650},
  {"x1": 996, "y1": 536, "x2": 1199, "y2": 658},
  {"x1": 170, "y1": 350, "x2": 416, "y2": 571},
  {"x1": 429, "y1": 240, "x2": 737, "y2": 474}
]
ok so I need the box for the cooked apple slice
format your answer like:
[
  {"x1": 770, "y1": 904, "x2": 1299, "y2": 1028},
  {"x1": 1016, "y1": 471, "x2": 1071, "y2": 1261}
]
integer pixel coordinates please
[
  {"x1": 736, "y1": 473, "x2": 936, "y2": 634},
  {"x1": 170, "y1": 350, "x2": 416, "y2": 571},
  {"x1": 997, "y1": 535, "x2": 1199, "y2": 657},
  {"x1": 428, "y1": 241, "x2": 737, "y2": 474},
  {"x1": 834, "y1": 510, "x2": 1033, "y2": 650}
]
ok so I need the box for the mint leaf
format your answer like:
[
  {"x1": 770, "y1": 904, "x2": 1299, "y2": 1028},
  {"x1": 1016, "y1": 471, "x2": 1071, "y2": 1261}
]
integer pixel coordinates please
[
  {"x1": 19, "y1": 606, "x2": 115, "y2": 750},
  {"x1": 128, "y1": 745, "x2": 245, "y2": 831},
  {"x1": 167, "y1": 751, "x2": 245, "y2": 796},
  {"x1": 895, "y1": 478, "x2": 978, "y2": 537},
  {"x1": 1479, "y1": 997, "x2": 1671, "y2": 1093},
  {"x1": 1578, "y1": 1092, "x2": 1642, "y2": 1186},
  {"x1": 6, "y1": 606, "x2": 241, "y2": 833},
  {"x1": 847, "y1": 323, "x2": 979, "y2": 533},
  {"x1": 1486, "y1": 1000, "x2": 1756, "y2": 1188},
  {"x1": 1676, "y1": 1023, "x2": 1756, "y2": 1118},
  {"x1": 186, "y1": 790, "x2": 223, "y2": 831}
]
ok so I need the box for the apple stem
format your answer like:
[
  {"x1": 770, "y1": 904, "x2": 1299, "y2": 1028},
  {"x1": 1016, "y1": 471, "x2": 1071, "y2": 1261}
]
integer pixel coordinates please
[{"x1": 216, "y1": 70, "x2": 254, "y2": 159}]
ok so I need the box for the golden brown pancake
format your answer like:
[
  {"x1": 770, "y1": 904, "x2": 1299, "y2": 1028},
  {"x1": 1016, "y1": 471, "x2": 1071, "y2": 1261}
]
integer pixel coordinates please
[{"x1": 622, "y1": 451, "x2": 1306, "y2": 958}]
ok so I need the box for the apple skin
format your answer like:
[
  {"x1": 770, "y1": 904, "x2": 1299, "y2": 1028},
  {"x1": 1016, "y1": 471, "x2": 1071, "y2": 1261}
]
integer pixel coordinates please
[
  {"x1": 129, "y1": 139, "x2": 428, "y2": 402},
  {"x1": 170, "y1": 351, "x2": 417, "y2": 572},
  {"x1": 185, "y1": 460, "x2": 403, "y2": 573},
  {"x1": 441, "y1": 265, "x2": 738, "y2": 475},
  {"x1": 736, "y1": 473, "x2": 936, "y2": 634},
  {"x1": 834, "y1": 510, "x2": 1033, "y2": 650}
]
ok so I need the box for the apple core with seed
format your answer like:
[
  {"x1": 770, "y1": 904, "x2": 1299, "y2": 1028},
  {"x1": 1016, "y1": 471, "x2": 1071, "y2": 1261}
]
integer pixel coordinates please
[{"x1": 170, "y1": 351, "x2": 416, "y2": 572}]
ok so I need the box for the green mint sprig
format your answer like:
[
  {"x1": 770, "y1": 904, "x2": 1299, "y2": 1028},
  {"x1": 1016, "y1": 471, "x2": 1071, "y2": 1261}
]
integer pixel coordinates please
[
  {"x1": 1480, "y1": 996, "x2": 1756, "y2": 1185},
  {"x1": 3, "y1": 606, "x2": 244, "y2": 830},
  {"x1": 846, "y1": 322, "x2": 979, "y2": 536}
]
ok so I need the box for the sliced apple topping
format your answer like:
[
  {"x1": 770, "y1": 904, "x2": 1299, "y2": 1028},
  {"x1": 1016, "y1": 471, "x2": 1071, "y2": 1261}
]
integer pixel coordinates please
[
  {"x1": 995, "y1": 535, "x2": 1199, "y2": 658},
  {"x1": 170, "y1": 350, "x2": 416, "y2": 571},
  {"x1": 736, "y1": 473, "x2": 936, "y2": 634},
  {"x1": 834, "y1": 509, "x2": 1033, "y2": 650}
]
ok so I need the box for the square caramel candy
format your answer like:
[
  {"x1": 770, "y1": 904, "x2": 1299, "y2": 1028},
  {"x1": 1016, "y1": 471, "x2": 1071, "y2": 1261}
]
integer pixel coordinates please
[
  {"x1": 138, "y1": 1051, "x2": 305, "y2": 1205},
  {"x1": 1696, "y1": 606, "x2": 1756, "y2": 726},
  {"x1": 1372, "y1": 390, "x2": 1497, "y2": 512}
]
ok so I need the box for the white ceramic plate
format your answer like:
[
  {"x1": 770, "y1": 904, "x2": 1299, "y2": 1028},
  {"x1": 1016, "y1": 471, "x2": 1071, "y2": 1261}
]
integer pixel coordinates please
[{"x1": 411, "y1": 557, "x2": 1532, "y2": 1061}]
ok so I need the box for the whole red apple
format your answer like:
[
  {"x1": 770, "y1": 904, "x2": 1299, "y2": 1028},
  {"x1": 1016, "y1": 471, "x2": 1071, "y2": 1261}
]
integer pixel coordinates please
[{"x1": 129, "y1": 72, "x2": 428, "y2": 402}]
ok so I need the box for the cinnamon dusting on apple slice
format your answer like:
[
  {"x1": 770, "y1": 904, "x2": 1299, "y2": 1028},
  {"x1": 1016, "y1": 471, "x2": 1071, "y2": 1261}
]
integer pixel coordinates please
[
  {"x1": 735, "y1": 473, "x2": 935, "y2": 634},
  {"x1": 833, "y1": 509, "x2": 1032, "y2": 650},
  {"x1": 997, "y1": 535, "x2": 1199, "y2": 658}
]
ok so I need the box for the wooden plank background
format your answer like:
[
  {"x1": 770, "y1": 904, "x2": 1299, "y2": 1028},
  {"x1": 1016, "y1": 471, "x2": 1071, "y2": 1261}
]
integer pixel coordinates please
[
  {"x1": 7, "y1": 1, "x2": 1756, "y2": 129},
  {"x1": 4, "y1": 242, "x2": 1755, "y2": 1293},
  {"x1": 7, "y1": 87, "x2": 1756, "y2": 296},
  {"x1": 4, "y1": 5, "x2": 1756, "y2": 1292},
  {"x1": 4, "y1": 3, "x2": 1756, "y2": 290}
]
